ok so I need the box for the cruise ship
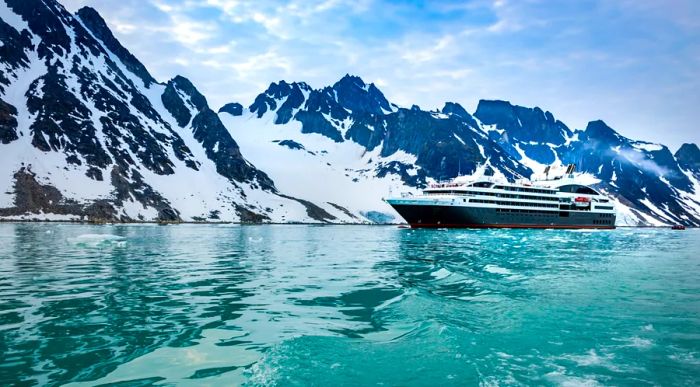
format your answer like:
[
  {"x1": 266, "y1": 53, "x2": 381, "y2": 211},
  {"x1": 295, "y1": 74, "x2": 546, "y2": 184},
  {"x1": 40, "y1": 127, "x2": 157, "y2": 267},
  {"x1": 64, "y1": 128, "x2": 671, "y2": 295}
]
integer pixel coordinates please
[{"x1": 386, "y1": 164, "x2": 616, "y2": 229}]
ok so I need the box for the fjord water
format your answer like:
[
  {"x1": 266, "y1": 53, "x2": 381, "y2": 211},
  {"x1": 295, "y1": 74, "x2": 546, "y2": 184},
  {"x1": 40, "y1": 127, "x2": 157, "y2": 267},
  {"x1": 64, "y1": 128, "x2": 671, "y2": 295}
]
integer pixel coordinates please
[{"x1": 1, "y1": 224, "x2": 698, "y2": 386}]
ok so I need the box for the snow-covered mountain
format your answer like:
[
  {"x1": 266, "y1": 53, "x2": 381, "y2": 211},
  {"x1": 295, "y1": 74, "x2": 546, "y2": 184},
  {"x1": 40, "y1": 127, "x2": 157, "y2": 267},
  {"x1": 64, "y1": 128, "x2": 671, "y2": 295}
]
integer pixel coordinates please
[
  {"x1": 1, "y1": 0, "x2": 699, "y2": 226},
  {"x1": 0, "y1": 0, "x2": 361, "y2": 223},
  {"x1": 473, "y1": 101, "x2": 700, "y2": 226},
  {"x1": 218, "y1": 79, "x2": 700, "y2": 226}
]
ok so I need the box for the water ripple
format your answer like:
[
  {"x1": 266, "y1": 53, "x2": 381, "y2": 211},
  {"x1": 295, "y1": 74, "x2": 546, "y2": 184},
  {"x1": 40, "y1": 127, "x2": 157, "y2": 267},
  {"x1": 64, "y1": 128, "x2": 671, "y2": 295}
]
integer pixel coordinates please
[{"x1": 0, "y1": 224, "x2": 698, "y2": 386}]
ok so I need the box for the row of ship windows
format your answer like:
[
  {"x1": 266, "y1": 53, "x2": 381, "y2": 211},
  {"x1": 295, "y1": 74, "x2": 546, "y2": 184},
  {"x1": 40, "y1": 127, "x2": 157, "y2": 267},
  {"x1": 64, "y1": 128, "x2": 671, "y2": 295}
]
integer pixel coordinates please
[
  {"x1": 492, "y1": 186, "x2": 555, "y2": 195},
  {"x1": 469, "y1": 199, "x2": 559, "y2": 208},
  {"x1": 496, "y1": 208, "x2": 616, "y2": 222},
  {"x1": 432, "y1": 191, "x2": 611, "y2": 205},
  {"x1": 465, "y1": 191, "x2": 560, "y2": 202},
  {"x1": 598, "y1": 213, "x2": 615, "y2": 218},
  {"x1": 496, "y1": 208, "x2": 556, "y2": 216},
  {"x1": 468, "y1": 183, "x2": 602, "y2": 196},
  {"x1": 429, "y1": 191, "x2": 559, "y2": 202},
  {"x1": 595, "y1": 206, "x2": 614, "y2": 210}
]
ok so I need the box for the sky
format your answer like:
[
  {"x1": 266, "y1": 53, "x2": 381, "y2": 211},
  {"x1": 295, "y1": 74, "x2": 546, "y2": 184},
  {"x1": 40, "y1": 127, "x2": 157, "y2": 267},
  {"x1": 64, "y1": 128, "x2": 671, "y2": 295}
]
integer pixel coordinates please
[{"x1": 60, "y1": 0, "x2": 700, "y2": 150}]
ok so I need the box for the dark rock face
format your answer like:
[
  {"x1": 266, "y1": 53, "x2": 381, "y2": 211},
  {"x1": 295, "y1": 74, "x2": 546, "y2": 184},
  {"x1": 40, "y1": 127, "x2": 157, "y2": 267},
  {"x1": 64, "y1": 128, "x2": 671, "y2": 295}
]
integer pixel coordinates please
[
  {"x1": 235, "y1": 204, "x2": 270, "y2": 223},
  {"x1": 0, "y1": 17, "x2": 33, "y2": 93},
  {"x1": 582, "y1": 120, "x2": 620, "y2": 144},
  {"x1": 219, "y1": 102, "x2": 243, "y2": 116},
  {"x1": 0, "y1": 167, "x2": 181, "y2": 222},
  {"x1": 274, "y1": 82, "x2": 308, "y2": 124},
  {"x1": 0, "y1": 99, "x2": 19, "y2": 144},
  {"x1": 278, "y1": 194, "x2": 337, "y2": 222},
  {"x1": 164, "y1": 76, "x2": 277, "y2": 190},
  {"x1": 676, "y1": 143, "x2": 700, "y2": 177},
  {"x1": 169, "y1": 76, "x2": 208, "y2": 111},
  {"x1": 475, "y1": 100, "x2": 572, "y2": 146},
  {"x1": 109, "y1": 166, "x2": 180, "y2": 222},
  {"x1": 332, "y1": 74, "x2": 391, "y2": 115},
  {"x1": 295, "y1": 110, "x2": 344, "y2": 142},
  {"x1": 250, "y1": 80, "x2": 309, "y2": 120},
  {"x1": 327, "y1": 202, "x2": 360, "y2": 221},
  {"x1": 77, "y1": 6, "x2": 156, "y2": 87},
  {"x1": 26, "y1": 67, "x2": 114, "y2": 171},
  {"x1": 442, "y1": 102, "x2": 479, "y2": 128},
  {"x1": 277, "y1": 140, "x2": 305, "y2": 150},
  {"x1": 0, "y1": 168, "x2": 119, "y2": 222},
  {"x1": 191, "y1": 109, "x2": 275, "y2": 190},
  {"x1": 383, "y1": 108, "x2": 529, "y2": 182},
  {"x1": 161, "y1": 81, "x2": 193, "y2": 127},
  {"x1": 5, "y1": 0, "x2": 73, "y2": 59},
  {"x1": 344, "y1": 112, "x2": 385, "y2": 151}
]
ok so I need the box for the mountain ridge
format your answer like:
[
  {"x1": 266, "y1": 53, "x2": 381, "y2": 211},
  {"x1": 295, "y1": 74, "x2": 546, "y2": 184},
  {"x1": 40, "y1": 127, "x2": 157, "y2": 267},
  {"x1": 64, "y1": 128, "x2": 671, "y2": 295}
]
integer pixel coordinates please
[{"x1": 1, "y1": 0, "x2": 699, "y2": 226}]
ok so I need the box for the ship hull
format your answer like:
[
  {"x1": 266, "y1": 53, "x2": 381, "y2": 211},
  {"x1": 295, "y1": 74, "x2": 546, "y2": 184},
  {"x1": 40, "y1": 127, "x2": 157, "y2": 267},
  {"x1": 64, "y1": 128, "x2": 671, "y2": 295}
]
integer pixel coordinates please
[{"x1": 388, "y1": 203, "x2": 615, "y2": 229}]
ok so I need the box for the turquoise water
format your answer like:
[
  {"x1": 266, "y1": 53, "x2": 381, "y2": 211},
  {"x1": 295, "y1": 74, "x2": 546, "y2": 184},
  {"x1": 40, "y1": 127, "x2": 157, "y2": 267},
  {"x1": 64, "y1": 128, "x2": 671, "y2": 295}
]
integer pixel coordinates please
[{"x1": 0, "y1": 224, "x2": 698, "y2": 386}]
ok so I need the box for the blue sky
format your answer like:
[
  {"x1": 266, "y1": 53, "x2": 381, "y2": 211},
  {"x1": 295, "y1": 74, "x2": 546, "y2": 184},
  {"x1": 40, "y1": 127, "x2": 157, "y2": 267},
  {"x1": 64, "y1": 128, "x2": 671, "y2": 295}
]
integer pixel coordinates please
[{"x1": 61, "y1": 0, "x2": 700, "y2": 149}]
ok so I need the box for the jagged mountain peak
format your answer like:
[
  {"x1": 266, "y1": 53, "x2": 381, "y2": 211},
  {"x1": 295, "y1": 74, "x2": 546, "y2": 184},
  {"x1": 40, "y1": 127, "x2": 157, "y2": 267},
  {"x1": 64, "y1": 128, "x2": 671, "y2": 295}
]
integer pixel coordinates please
[
  {"x1": 475, "y1": 99, "x2": 512, "y2": 112},
  {"x1": 169, "y1": 75, "x2": 208, "y2": 110},
  {"x1": 583, "y1": 120, "x2": 622, "y2": 143},
  {"x1": 441, "y1": 101, "x2": 469, "y2": 117},
  {"x1": 265, "y1": 80, "x2": 312, "y2": 98},
  {"x1": 161, "y1": 76, "x2": 207, "y2": 127},
  {"x1": 441, "y1": 102, "x2": 479, "y2": 128},
  {"x1": 249, "y1": 80, "x2": 312, "y2": 122},
  {"x1": 249, "y1": 74, "x2": 393, "y2": 120},
  {"x1": 676, "y1": 143, "x2": 700, "y2": 159},
  {"x1": 332, "y1": 74, "x2": 392, "y2": 115},
  {"x1": 676, "y1": 143, "x2": 700, "y2": 174},
  {"x1": 334, "y1": 73, "x2": 366, "y2": 87}
]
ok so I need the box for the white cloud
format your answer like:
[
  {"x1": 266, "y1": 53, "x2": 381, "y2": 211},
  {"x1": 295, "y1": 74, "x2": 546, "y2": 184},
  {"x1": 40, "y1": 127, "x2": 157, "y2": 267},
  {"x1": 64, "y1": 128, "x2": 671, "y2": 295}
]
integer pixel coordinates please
[
  {"x1": 168, "y1": 15, "x2": 218, "y2": 45},
  {"x1": 617, "y1": 149, "x2": 670, "y2": 177},
  {"x1": 230, "y1": 49, "x2": 293, "y2": 78},
  {"x1": 400, "y1": 35, "x2": 454, "y2": 64}
]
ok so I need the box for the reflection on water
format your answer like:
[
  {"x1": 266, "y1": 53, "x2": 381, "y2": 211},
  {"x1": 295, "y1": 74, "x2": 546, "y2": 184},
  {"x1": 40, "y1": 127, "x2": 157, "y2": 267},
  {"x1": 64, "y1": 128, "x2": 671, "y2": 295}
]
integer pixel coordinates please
[{"x1": 0, "y1": 224, "x2": 698, "y2": 386}]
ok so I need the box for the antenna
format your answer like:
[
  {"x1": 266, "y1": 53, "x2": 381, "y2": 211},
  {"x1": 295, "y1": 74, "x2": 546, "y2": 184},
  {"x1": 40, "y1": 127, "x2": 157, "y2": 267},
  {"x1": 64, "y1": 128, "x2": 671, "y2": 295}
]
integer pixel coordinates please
[{"x1": 458, "y1": 159, "x2": 461, "y2": 176}]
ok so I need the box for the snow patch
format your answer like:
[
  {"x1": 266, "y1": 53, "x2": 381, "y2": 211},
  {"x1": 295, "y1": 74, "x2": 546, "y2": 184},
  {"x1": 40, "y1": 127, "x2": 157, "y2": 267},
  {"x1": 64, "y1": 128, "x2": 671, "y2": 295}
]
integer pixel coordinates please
[{"x1": 632, "y1": 142, "x2": 663, "y2": 152}]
